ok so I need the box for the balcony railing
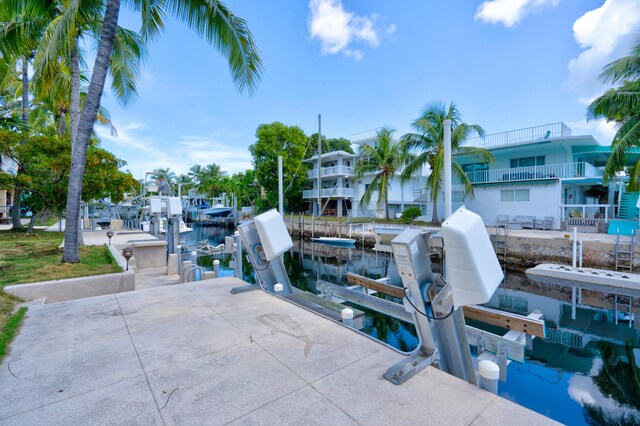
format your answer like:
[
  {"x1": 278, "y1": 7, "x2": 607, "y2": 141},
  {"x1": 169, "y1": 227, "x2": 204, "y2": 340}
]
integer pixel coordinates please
[
  {"x1": 308, "y1": 166, "x2": 354, "y2": 179},
  {"x1": 303, "y1": 188, "x2": 356, "y2": 199},
  {"x1": 461, "y1": 122, "x2": 572, "y2": 149},
  {"x1": 461, "y1": 162, "x2": 601, "y2": 184}
]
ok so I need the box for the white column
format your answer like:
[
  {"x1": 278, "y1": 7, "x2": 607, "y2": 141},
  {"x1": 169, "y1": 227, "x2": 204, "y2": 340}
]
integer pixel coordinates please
[
  {"x1": 443, "y1": 119, "x2": 452, "y2": 219},
  {"x1": 278, "y1": 155, "x2": 284, "y2": 217}
]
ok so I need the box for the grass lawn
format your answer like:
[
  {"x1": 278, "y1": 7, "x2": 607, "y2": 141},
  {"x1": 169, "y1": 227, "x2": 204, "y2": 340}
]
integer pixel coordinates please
[{"x1": 0, "y1": 230, "x2": 122, "y2": 360}]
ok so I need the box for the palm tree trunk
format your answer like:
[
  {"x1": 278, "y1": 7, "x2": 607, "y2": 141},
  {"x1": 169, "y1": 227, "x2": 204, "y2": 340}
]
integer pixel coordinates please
[
  {"x1": 69, "y1": 41, "x2": 81, "y2": 146},
  {"x1": 12, "y1": 57, "x2": 30, "y2": 230},
  {"x1": 62, "y1": 0, "x2": 121, "y2": 262},
  {"x1": 431, "y1": 191, "x2": 439, "y2": 224}
]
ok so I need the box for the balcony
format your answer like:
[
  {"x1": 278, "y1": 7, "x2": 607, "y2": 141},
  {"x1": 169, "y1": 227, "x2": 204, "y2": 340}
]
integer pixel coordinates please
[
  {"x1": 308, "y1": 166, "x2": 354, "y2": 179},
  {"x1": 461, "y1": 122, "x2": 572, "y2": 149},
  {"x1": 303, "y1": 188, "x2": 356, "y2": 199},
  {"x1": 462, "y1": 162, "x2": 601, "y2": 184}
]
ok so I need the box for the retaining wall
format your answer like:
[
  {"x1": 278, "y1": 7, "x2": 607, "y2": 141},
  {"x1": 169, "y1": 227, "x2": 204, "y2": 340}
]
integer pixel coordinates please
[{"x1": 4, "y1": 244, "x2": 135, "y2": 303}]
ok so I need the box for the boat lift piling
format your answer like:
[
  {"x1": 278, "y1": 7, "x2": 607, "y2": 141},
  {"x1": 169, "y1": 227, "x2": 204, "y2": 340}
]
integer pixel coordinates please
[{"x1": 239, "y1": 207, "x2": 544, "y2": 390}]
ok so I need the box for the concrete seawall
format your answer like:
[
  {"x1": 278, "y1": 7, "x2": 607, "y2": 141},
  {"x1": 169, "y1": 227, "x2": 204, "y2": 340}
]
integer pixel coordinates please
[{"x1": 284, "y1": 218, "x2": 633, "y2": 271}]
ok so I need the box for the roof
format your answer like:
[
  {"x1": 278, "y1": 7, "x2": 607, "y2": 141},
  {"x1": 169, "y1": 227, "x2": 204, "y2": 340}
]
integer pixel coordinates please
[{"x1": 303, "y1": 150, "x2": 356, "y2": 163}]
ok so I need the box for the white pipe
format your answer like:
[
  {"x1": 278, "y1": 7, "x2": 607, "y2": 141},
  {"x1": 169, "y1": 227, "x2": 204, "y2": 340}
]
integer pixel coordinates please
[
  {"x1": 443, "y1": 119, "x2": 452, "y2": 219},
  {"x1": 572, "y1": 227, "x2": 577, "y2": 268},
  {"x1": 278, "y1": 156, "x2": 284, "y2": 217}
]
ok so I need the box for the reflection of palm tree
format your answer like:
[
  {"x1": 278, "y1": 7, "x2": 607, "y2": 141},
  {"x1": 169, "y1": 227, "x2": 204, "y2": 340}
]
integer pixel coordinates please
[
  {"x1": 584, "y1": 341, "x2": 640, "y2": 424},
  {"x1": 400, "y1": 101, "x2": 490, "y2": 223}
]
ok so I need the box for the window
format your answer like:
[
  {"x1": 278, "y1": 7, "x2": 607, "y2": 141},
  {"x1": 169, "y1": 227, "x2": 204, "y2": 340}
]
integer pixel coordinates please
[
  {"x1": 501, "y1": 189, "x2": 529, "y2": 202},
  {"x1": 461, "y1": 162, "x2": 488, "y2": 173},
  {"x1": 453, "y1": 191, "x2": 465, "y2": 202},
  {"x1": 510, "y1": 156, "x2": 544, "y2": 168}
]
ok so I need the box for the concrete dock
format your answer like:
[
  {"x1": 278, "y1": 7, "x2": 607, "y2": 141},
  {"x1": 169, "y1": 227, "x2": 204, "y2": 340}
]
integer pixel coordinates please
[{"x1": 1, "y1": 278, "x2": 556, "y2": 425}]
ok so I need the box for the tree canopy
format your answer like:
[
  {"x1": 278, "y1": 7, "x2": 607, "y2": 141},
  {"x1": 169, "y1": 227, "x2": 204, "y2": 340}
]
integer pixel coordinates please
[
  {"x1": 307, "y1": 133, "x2": 354, "y2": 156},
  {"x1": 249, "y1": 122, "x2": 310, "y2": 212},
  {"x1": 0, "y1": 130, "x2": 136, "y2": 217},
  {"x1": 400, "y1": 101, "x2": 490, "y2": 223},
  {"x1": 588, "y1": 35, "x2": 640, "y2": 188}
]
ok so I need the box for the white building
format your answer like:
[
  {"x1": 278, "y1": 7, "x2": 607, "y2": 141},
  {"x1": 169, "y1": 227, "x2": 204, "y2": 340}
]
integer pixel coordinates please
[
  {"x1": 302, "y1": 132, "x2": 425, "y2": 218},
  {"x1": 443, "y1": 122, "x2": 633, "y2": 229},
  {"x1": 0, "y1": 154, "x2": 17, "y2": 223}
]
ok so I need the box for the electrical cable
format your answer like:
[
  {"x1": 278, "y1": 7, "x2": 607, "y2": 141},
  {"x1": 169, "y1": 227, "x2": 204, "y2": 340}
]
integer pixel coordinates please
[{"x1": 402, "y1": 287, "x2": 454, "y2": 321}]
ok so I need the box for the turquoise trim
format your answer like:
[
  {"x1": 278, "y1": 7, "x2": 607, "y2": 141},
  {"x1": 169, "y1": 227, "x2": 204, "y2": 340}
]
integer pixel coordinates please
[{"x1": 561, "y1": 177, "x2": 604, "y2": 184}]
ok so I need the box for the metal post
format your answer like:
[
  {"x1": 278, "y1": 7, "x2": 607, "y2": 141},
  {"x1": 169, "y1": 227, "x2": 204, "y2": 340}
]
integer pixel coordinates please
[
  {"x1": 278, "y1": 155, "x2": 284, "y2": 217},
  {"x1": 190, "y1": 251, "x2": 200, "y2": 281},
  {"x1": 177, "y1": 244, "x2": 182, "y2": 277},
  {"x1": 317, "y1": 114, "x2": 322, "y2": 217},
  {"x1": 213, "y1": 259, "x2": 220, "y2": 277},
  {"x1": 234, "y1": 231, "x2": 242, "y2": 279},
  {"x1": 444, "y1": 119, "x2": 452, "y2": 220}
]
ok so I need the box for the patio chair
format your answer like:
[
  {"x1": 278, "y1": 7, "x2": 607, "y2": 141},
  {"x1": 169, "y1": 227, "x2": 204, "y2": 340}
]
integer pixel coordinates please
[
  {"x1": 534, "y1": 216, "x2": 553, "y2": 230},
  {"x1": 497, "y1": 214, "x2": 509, "y2": 227}
]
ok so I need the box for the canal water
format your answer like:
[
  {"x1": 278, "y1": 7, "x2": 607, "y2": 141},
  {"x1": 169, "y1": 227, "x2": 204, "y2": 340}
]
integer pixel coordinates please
[{"x1": 185, "y1": 225, "x2": 640, "y2": 425}]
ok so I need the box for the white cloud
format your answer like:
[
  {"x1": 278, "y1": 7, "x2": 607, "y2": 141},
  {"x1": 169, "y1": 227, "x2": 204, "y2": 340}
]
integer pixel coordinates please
[
  {"x1": 178, "y1": 136, "x2": 253, "y2": 174},
  {"x1": 385, "y1": 24, "x2": 397, "y2": 35},
  {"x1": 95, "y1": 122, "x2": 153, "y2": 151},
  {"x1": 564, "y1": 0, "x2": 640, "y2": 101},
  {"x1": 308, "y1": 0, "x2": 389, "y2": 59},
  {"x1": 566, "y1": 118, "x2": 619, "y2": 145},
  {"x1": 474, "y1": 0, "x2": 559, "y2": 28}
]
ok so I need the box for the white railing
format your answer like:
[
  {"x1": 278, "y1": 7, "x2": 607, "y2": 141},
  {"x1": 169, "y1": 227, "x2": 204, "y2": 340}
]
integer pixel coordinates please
[
  {"x1": 303, "y1": 188, "x2": 356, "y2": 199},
  {"x1": 461, "y1": 122, "x2": 572, "y2": 149},
  {"x1": 462, "y1": 162, "x2": 601, "y2": 184},
  {"x1": 308, "y1": 166, "x2": 354, "y2": 179},
  {"x1": 560, "y1": 204, "x2": 610, "y2": 222}
]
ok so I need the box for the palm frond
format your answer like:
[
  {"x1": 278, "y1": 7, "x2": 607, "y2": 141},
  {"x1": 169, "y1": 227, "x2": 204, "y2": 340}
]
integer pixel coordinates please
[{"x1": 165, "y1": 0, "x2": 263, "y2": 95}]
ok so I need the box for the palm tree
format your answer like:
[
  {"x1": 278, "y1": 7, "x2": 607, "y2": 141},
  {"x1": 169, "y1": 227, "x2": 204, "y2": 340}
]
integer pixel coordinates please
[
  {"x1": 400, "y1": 101, "x2": 491, "y2": 224},
  {"x1": 353, "y1": 127, "x2": 404, "y2": 220},
  {"x1": 62, "y1": 0, "x2": 263, "y2": 262},
  {"x1": 588, "y1": 35, "x2": 640, "y2": 189}
]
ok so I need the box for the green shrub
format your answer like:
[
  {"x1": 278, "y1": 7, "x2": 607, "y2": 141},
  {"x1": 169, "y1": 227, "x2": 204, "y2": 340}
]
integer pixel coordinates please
[{"x1": 400, "y1": 207, "x2": 421, "y2": 224}]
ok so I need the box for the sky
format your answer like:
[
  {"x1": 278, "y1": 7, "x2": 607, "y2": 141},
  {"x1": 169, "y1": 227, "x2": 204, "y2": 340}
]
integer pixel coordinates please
[{"x1": 93, "y1": 0, "x2": 640, "y2": 180}]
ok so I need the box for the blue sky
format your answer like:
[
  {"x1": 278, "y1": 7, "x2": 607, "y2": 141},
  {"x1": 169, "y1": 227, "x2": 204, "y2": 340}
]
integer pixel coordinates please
[{"x1": 94, "y1": 0, "x2": 640, "y2": 179}]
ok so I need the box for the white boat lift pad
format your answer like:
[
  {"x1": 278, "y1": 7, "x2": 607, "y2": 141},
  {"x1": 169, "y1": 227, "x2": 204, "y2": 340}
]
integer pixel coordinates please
[{"x1": 1, "y1": 278, "x2": 556, "y2": 425}]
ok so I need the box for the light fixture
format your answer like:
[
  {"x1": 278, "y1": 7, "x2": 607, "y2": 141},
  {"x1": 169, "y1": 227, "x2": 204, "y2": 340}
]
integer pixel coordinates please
[{"x1": 121, "y1": 247, "x2": 134, "y2": 271}]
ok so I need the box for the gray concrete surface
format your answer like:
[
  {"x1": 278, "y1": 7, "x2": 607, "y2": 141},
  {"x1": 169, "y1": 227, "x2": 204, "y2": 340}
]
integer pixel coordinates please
[{"x1": 1, "y1": 277, "x2": 558, "y2": 425}]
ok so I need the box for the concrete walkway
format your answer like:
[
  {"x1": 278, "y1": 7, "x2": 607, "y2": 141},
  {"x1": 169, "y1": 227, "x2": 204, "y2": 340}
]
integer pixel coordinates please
[{"x1": 1, "y1": 278, "x2": 557, "y2": 425}]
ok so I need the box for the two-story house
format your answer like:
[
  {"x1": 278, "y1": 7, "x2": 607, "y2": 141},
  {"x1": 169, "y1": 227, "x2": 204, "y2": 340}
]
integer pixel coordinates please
[
  {"x1": 450, "y1": 122, "x2": 626, "y2": 229},
  {"x1": 302, "y1": 132, "x2": 425, "y2": 218}
]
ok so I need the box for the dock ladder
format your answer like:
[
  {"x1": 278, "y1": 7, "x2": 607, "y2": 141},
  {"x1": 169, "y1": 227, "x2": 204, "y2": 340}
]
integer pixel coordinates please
[
  {"x1": 494, "y1": 225, "x2": 508, "y2": 276},
  {"x1": 614, "y1": 295, "x2": 634, "y2": 327},
  {"x1": 615, "y1": 229, "x2": 635, "y2": 272}
]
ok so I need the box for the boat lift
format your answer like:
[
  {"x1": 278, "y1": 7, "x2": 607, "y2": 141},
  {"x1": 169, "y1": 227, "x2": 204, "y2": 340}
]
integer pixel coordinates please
[{"x1": 239, "y1": 208, "x2": 544, "y2": 388}]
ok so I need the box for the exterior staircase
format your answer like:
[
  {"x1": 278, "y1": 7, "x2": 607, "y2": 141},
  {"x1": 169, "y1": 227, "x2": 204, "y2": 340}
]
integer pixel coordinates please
[{"x1": 618, "y1": 192, "x2": 639, "y2": 219}]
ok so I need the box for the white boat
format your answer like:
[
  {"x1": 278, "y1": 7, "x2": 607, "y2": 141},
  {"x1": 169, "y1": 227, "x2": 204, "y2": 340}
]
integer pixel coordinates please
[
  {"x1": 140, "y1": 218, "x2": 193, "y2": 236},
  {"x1": 311, "y1": 237, "x2": 356, "y2": 246}
]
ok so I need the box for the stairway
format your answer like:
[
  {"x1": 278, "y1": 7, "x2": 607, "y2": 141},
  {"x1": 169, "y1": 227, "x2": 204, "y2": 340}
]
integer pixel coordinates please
[{"x1": 618, "y1": 192, "x2": 639, "y2": 219}]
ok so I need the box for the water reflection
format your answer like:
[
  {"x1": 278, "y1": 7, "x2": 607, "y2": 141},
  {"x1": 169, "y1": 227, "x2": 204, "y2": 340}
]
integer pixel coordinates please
[{"x1": 185, "y1": 225, "x2": 640, "y2": 425}]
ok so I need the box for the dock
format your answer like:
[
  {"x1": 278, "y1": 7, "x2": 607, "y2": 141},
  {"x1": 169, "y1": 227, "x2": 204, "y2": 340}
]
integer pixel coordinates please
[{"x1": 1, "y1": 278, "x2": 556, "y2": 425}]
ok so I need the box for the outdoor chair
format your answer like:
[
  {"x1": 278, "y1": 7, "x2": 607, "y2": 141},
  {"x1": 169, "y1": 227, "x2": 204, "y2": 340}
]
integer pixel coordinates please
[
  {"x1": 534, "y1": 216, "x2": 553, "y2": 230},
  {"x1": 497, "y1": 214, "x2": 509, "y2": 227}
]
